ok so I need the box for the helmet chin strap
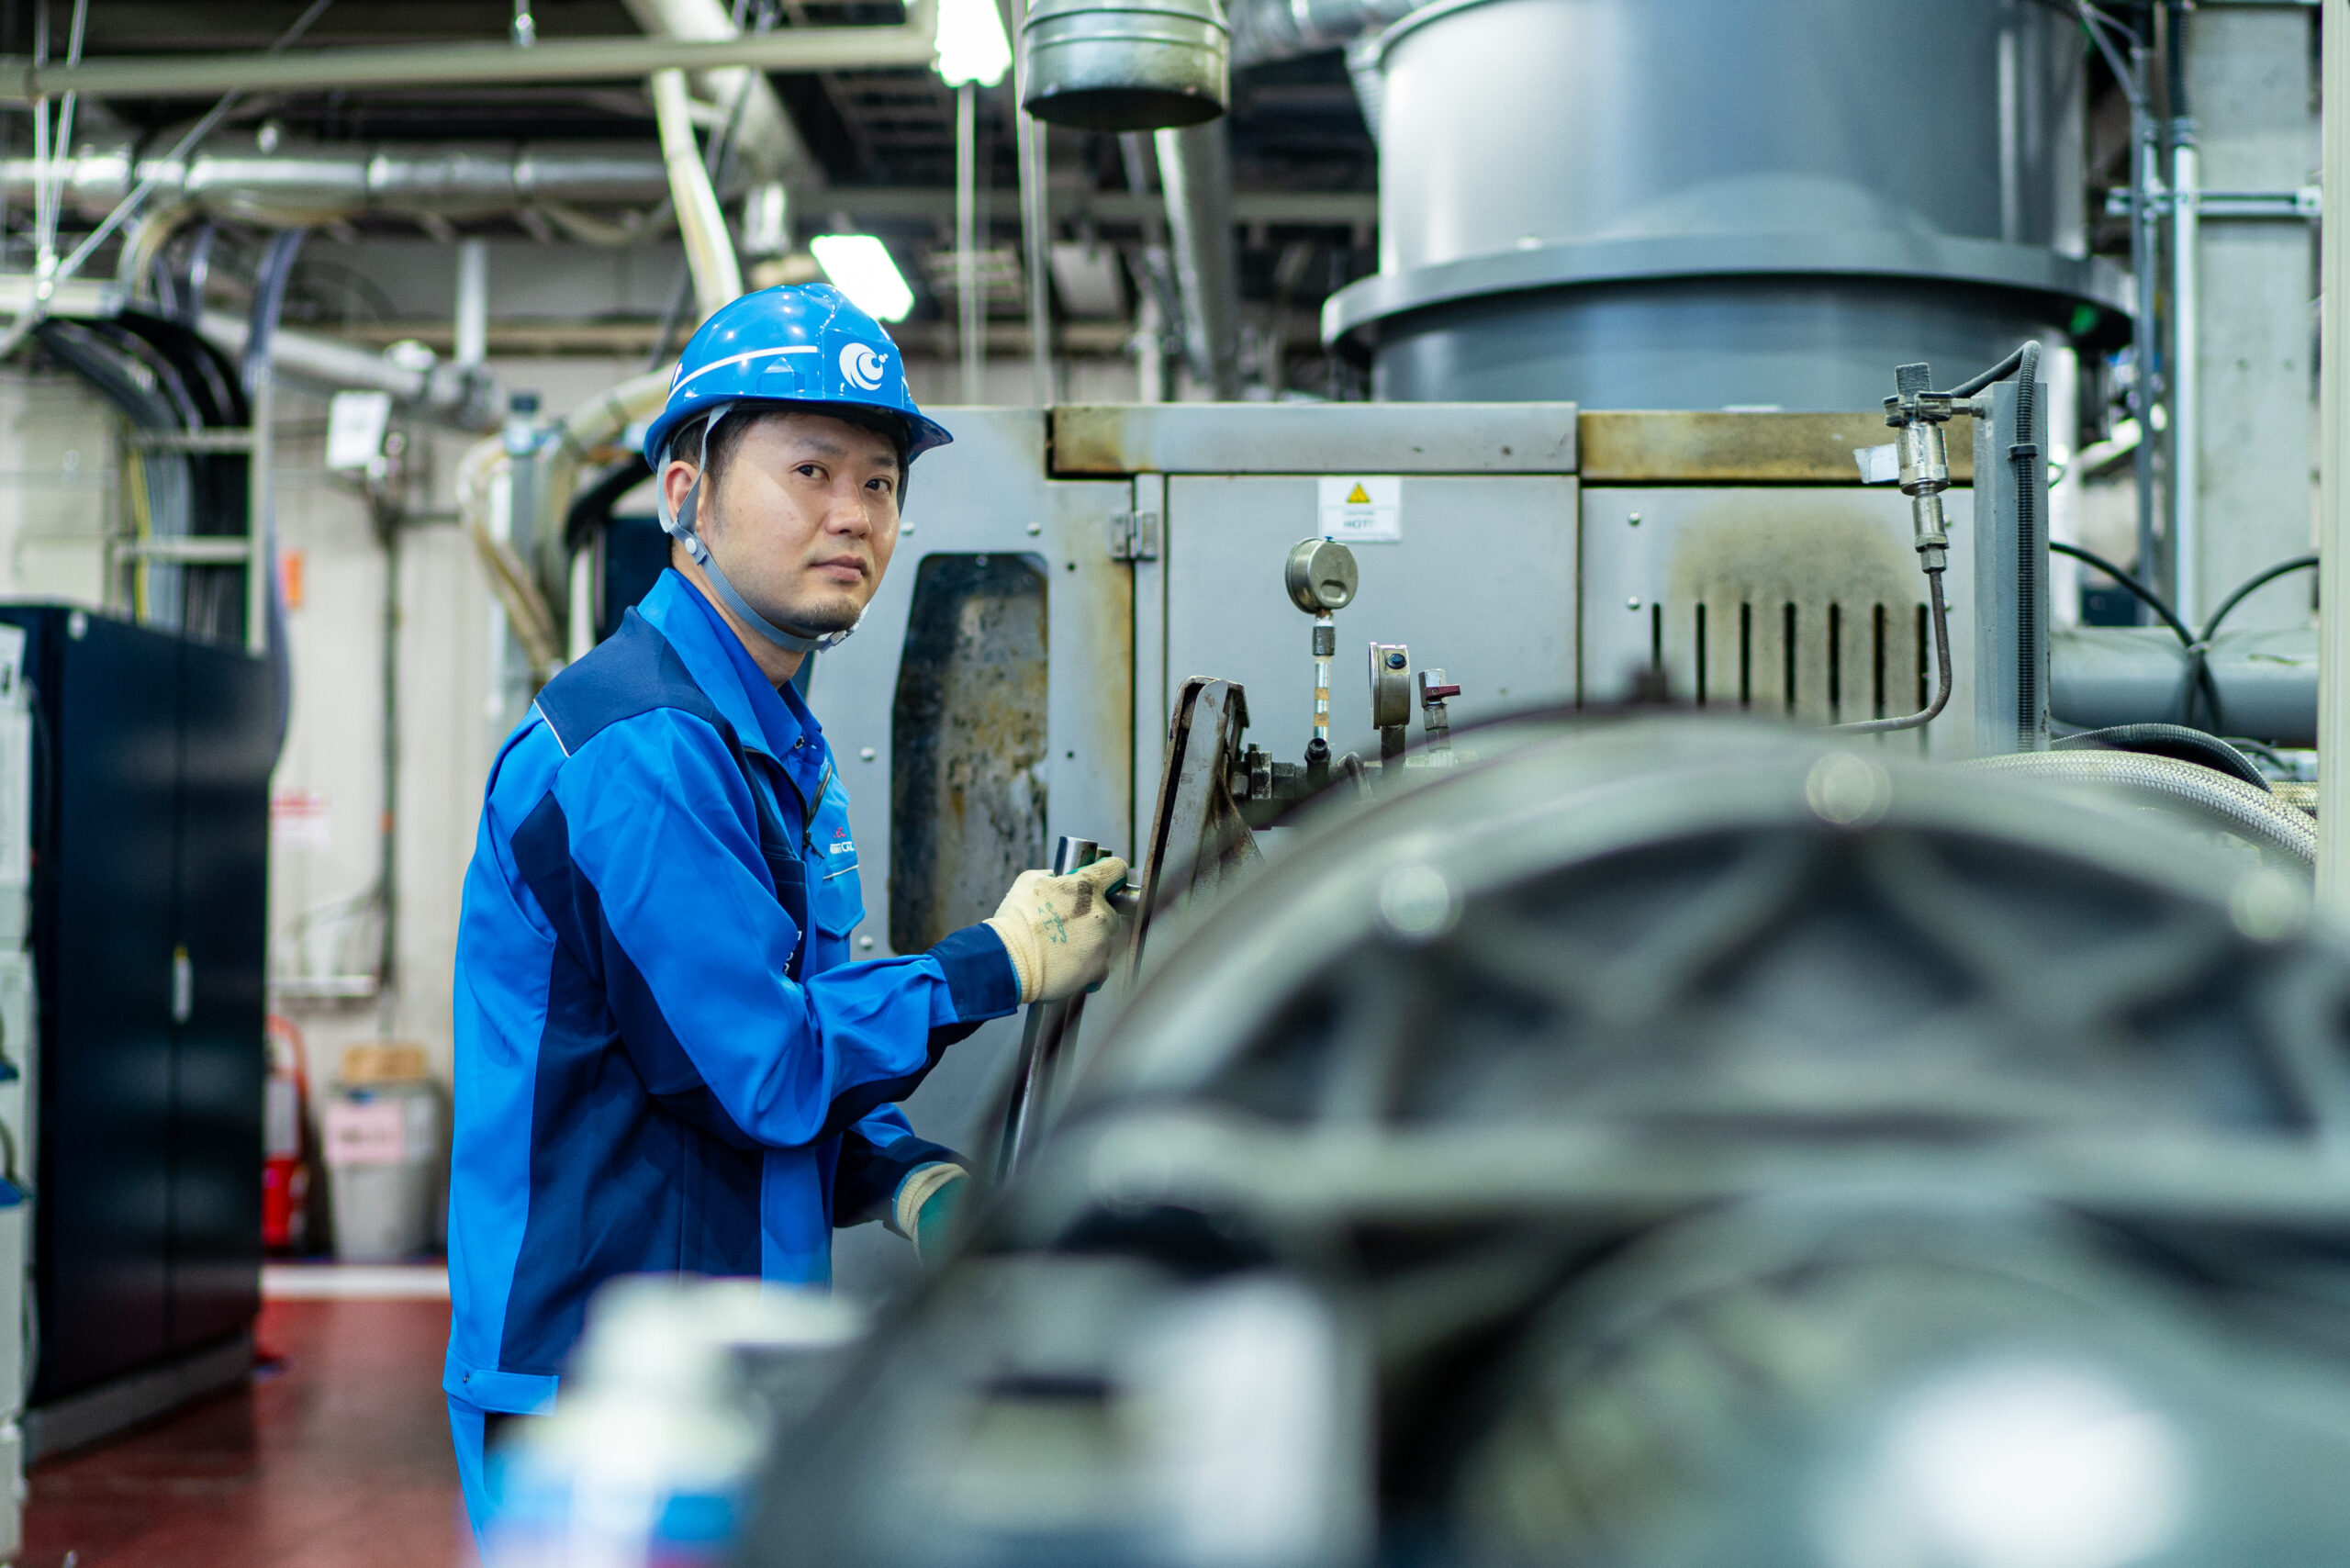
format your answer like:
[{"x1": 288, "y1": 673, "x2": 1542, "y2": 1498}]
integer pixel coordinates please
[{"x1": 656, "y1": 408, "x2": 863, "y2": 657}]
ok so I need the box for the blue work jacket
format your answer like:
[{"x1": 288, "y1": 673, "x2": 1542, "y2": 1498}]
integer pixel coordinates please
[{"x1": 446, "y1": 569, "x2": 1019, "y2": 1416}]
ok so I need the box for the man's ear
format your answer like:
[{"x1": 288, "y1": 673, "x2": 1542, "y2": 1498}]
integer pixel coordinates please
[{"x1": 661, "y1": 458, "x2": 700, "y2": 521}]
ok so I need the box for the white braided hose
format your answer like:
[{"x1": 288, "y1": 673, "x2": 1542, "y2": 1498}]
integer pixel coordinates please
[{"x1": 1962, "y1": 749, "x2": 2315, "y2": 868}]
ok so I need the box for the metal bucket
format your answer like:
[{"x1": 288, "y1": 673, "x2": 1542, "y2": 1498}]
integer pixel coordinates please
[{"x1": 1020, "y1": 0, "x2": 1230, "y2": 131}]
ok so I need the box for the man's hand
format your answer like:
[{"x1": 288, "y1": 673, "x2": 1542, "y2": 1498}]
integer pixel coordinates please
[{"x1": 985, "y1": 857, "x2": 1130, "y2": 1003}]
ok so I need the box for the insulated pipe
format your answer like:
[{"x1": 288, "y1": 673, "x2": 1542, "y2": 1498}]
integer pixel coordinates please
[
  {"x1": 532, "y1": 367, "x2": 677, "y2": 628},
  {"x1": 0, "y1": 140, "x2": 672, "y2": 227},
  {"x1": 1156, "y1": 120, "x2": 1242, "y2": 398},
  {"x1": 2319, "y1": 0, "x2": 2350, "y2": 903},
  {"x1": 652, "y1": 68, "x2": 744, "y2": 322},
  {"x1": 619, "y1": 0, "x2": 825, "y2": 195}
]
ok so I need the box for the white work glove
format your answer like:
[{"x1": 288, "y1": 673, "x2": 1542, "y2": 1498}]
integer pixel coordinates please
[{"x1": 984, "y1": 857, "x2": 1130, "y2": 1003}]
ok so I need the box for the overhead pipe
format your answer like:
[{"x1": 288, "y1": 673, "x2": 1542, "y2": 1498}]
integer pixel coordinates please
[
  {"x1": 621, "y1": 0, "x2": 824, "y2": 196},
  {"x1": 196, "y1": 308, "x2": 498, "y2": 430},
  {"x1": 0, "y1": 140, "x2": 672, "y2": 228},
  {"x1": 0, "y1": 12, "x2": 939, "y2": 102},
  {"x1": 1156, "y1": 121, "x2": 1242, "y2": 398}
]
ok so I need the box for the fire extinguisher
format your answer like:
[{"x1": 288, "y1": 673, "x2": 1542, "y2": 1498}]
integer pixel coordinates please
[{"x1": 263, "y1": 1014, "x2": 311, "y2": 1252}]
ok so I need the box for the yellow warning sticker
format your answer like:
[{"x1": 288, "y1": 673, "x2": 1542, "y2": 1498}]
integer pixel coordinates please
[{"x1": 1316, "y1": 476, "x2": 1403, "y2": 543}]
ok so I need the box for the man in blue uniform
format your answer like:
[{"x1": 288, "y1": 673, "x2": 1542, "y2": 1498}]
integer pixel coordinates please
[{"x1": 444, "y1": 285, "x2": 1126, "y2": 1529}]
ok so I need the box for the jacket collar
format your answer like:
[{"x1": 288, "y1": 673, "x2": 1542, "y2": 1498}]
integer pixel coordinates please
[{"x1": 637, "y1": 569, "x2": 822, "y2": 767}]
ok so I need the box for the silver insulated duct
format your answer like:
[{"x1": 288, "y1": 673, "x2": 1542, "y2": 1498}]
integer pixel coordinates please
[{"x1": 1324, "y1": 0, "x2": 2130, "y2": 408}]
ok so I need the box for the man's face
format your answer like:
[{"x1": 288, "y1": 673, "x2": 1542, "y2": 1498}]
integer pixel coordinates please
[{"x1": 665, "y1": 410, "x2": 902, "y2": 635}]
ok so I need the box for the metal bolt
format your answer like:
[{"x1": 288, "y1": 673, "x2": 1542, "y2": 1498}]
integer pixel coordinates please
[
  {"x1": 1026, "y1": 521, "x2": 1042, "y2": 535},
  {"x1": 1384, "y1": 651, "x2": 1406, "y2": 669},
  {"x1": 859, "y1": 935, "x2": 875, "y2": 950},
  {"x1": 1628, "y1": 511, "x2": 1641, "y2": 526},
  {"x1": 1627, "y1": 597, "x2": 1642, "y2": 610},
  {"x1": 859, "y1": 746, "x2": 876, "y2": 761}
]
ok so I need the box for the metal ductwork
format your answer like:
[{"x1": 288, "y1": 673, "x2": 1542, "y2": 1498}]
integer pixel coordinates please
[
  {"x1": 1325, "y1": 0, "x2": 2130, "y2": 409},
  {"x1": 0, "y1": 140, "x2": 671, "y2": 230}
]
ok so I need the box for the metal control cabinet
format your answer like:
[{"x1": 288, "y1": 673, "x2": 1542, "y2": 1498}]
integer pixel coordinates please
[{"x1": 0, "y1": 608, "x2": 271, "y2": 1454}]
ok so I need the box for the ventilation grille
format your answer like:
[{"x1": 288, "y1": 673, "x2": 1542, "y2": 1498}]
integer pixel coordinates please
[
  {"x1": 1657, "y1": 598, "x2": 1928, "y2": 723},
  {"x1": 1654, "y1": 507, "x2": 1930, "y2": 725}
]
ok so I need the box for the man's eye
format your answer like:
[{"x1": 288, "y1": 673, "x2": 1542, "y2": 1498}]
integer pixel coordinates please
[{"x1": 796, "y1": 465, "x2": 822, "y2": 478}]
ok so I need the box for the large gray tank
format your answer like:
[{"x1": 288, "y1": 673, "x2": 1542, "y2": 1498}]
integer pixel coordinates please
[{"x1": 1325, "y1": 0, "x2": 2130, "y2": 408}]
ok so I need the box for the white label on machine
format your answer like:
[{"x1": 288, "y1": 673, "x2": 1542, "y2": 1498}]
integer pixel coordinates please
[
  {"x1": 324, "y1": 1100, "x2": 408, "y2": 1166},
  {"x1": 1317, "y1": 476, "x2": 1402, "y2": 543}
]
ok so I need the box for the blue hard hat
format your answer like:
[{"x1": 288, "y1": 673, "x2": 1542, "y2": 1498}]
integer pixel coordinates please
[{"x1": 641, "y1": 283, "x2": 952, "y2": 472}]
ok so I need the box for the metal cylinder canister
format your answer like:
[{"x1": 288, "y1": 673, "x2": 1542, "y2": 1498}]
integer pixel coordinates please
[
  {"x1": 1020, "y1": 0, "x2": 1231, "y2": 130},
  {"x1": 1326, "y1": 0, "x2": 2125, "y2": 408}
]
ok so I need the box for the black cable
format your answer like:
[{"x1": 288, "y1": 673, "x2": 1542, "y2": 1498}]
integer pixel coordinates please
[
  {"x1": 2200, "y1": 554, "x2": 2316, "y2": 644},
  {"x1": 2055, "y1": 722, "x2": 2270, "y2": 792},
  {"x1": 2050, "y1": 539, "x2": 2234, "y2": 731},
  {"x1": 2225, "y1": 737, "x2": 2292, "y2": 778},
  {"x1": 1938, "y1": 345, "x2": 2029, "y2": 400},
  {"x1": 2050, "y1": 539, "x2": 2196, "y2": 648},
  {"x1": 564, "y1": 453, "x2": 652, "y2": 554}
]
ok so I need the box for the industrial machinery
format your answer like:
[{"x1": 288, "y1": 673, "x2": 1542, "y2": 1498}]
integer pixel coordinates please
[{"x1": 738, "y1": 717, "x2": 2350, "y2": 1568}]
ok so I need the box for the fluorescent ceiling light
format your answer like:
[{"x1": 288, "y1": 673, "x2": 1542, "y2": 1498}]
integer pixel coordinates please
[
  {"x1": 811, "y1": 233, "x2": 916, "y2": 322},
  {"x1": 935, "y1": 0, "x2": 1012, "y2": 87}
]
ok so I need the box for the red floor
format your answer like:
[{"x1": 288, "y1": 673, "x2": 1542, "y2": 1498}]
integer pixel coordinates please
[{"x1": 21, "y1": 1297, "x2": 471, "y2": 1568}]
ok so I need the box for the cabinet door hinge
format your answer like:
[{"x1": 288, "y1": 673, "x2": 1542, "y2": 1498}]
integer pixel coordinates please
[{"x1": 1109, "y1": 510, "x2": 1160, "y2": 562}]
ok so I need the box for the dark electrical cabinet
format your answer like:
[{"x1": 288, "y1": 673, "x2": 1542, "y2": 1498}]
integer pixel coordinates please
[{"x1": 0, "y1": 608, "x2": 272, "y2": 1406}]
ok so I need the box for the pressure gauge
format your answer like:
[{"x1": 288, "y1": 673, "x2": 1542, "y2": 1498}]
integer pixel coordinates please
[{"x1": 1284, "y1": 538, "x2": 1359, "y2": 614}]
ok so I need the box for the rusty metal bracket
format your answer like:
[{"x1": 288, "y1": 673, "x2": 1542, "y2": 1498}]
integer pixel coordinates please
[{"x1": 1130, "y1": 677, "x2": 1258, "y2": 974}]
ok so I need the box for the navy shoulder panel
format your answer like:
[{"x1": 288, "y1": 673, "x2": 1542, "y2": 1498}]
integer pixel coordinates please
[{"x1": 534, "y1": 608, "x2": 730, "y2": 756}]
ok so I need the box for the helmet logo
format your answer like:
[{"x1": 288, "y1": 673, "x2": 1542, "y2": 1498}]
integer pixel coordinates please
[{"x1": 840, "y1": 342, "x2": 890, "y2": 392}]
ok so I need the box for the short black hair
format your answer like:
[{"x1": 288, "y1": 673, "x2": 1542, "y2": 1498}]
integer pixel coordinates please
[{"x1": 668, "y1": 401, "x2": 912, "y2": 503}]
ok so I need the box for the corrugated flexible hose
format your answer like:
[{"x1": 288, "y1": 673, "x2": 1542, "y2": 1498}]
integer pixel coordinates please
[{"x1": 1962, "y1": 748, "x2": 2315, "y2": 868}]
